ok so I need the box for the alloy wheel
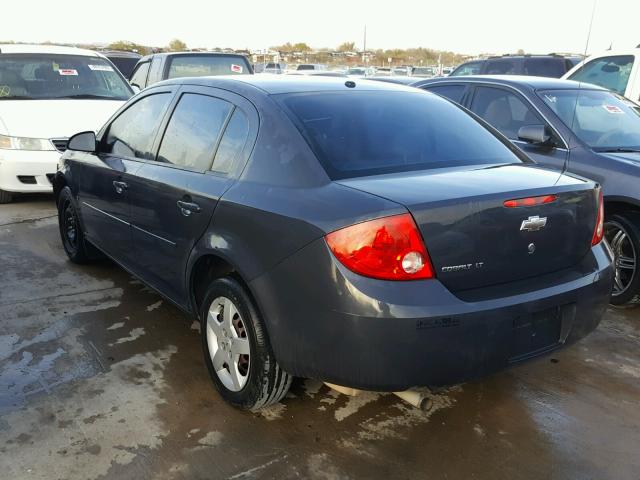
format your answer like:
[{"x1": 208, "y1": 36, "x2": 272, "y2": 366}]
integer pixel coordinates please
[
  {"x1": 605, "y1": 221, "x2": 637, "y2": 298},
  {"x1": 206, "y1": 296, "x2": 251, "y2": 392},
  {"x1": 63, "y1": 203, "x2": 78, "y2": 251}
]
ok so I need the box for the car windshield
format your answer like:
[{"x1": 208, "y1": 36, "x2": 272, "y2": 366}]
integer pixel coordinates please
[
  {"x1": 0, "y1": 53, "x2": 132, "y2": 100},
  {"x1": 279, "y1": 91, "x2": 522, "y2": 179},
  {"x1": 568, "y1": 55, "x2": 634, "y2": 95},
  {"x1": 539, "y1": 89, "x2": 640, "y2": 150},
  {"x1": 167, "y1": 56, "x2": 251, "y2": 78}
]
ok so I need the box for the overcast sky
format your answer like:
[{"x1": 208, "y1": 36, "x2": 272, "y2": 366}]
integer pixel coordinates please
[{"x1": 4, "y1": 0, "x2": 638, "y2": 55}]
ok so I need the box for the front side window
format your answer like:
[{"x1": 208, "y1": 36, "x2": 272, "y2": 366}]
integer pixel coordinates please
[
  {"x1": 130, "y1": 61, "x2": 150, "y2": 88},
  {"x1": 450, "y1": 61, "x2": 483, "y2": 76},
  {"x1": 103, "y1": 93, "x2": 171, "y2": 159},
  {"x1": 167, "y1": 56, "x2": 251, "y2": 78},
  {"x1": 0, "y1": 54, "x2": 132, "y2": 100},
  {"x1": 470, "y1": 87, "x2": 543, "y2": 140},
  {"x1": 279, "y1": 91, "x2": 521, "y2": 180},
  {"x1": 568, "y1": 55, "x2": 635, "y2": 95},
  {"x1": 157, "y1": 93, "x2": 232, "y2": 170},
  {"x1": 539, "y1": 89, "x2": 640, "y2": 149}
]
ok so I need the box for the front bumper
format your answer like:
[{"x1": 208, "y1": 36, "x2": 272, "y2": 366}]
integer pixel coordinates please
[
  {"x1": 0, "y1": 149, "x2": 61, "y2": 193},
  {"x1": 250, "y1": 238, "x2": 614, "y2": 391}
]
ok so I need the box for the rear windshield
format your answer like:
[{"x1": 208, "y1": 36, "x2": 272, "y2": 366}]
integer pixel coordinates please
[
  {"x1": 0, "y1": 53, "x2": 132, "y2": 100},
  {"x1": 279, "y1": 91, "x2": 522, "y2": 179},
  {"x1": 167, "y1": 55, "x2": 251, "y2": 78}
]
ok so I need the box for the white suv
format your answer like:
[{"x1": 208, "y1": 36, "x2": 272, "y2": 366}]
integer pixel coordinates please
[
  {"x1": 0, "y1": 44, "x2": 133, "y2": 203},
  {"x1": 563, "y1": 48, "x2": 640, "y2": 103}
]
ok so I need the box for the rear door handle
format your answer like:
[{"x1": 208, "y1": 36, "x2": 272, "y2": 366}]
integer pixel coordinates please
[
  {"x1": 177, "y1": 200, "x2": 201, "y2": 217},
  {"x1": 113, "y1": 181, "x2": 128, "y2": 194}
]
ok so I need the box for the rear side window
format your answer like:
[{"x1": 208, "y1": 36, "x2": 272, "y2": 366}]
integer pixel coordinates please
[
  {"x1": 130, "y1": 61, "x2": 149, "y2": 87},
  {"x1": 523, "y1": 58, "x2": 566, "y2": 78},
  {"x1": 484, "y1": 58, "x2": 520, "y2": 75},
  {"x1": 568, "y1": 55, "x2": 635, "y2": 95},
  {"x1": 212, "y1": 109, "x2": 250, "y2": 173},
  {"x1": 157, "y1": 93, "x2": 232, "y2": 170},
  {"x1": 103, "y1": 93, "x2": 172, "y2": 159},
  {"x1": 424, "y1": 85, "x2": 466, "y2": 104},
  {"x1": 279, "y1": 91, "x2": 521, "y2": 180},
  {"x1": 167, "y1": 56, "x2": 250, "y2": 78},
  {"x1": 470, "y1": 86, "x2": 543, "y2": 140}
]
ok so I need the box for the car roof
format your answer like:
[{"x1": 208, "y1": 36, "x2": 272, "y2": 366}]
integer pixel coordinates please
[
  {"x1": 100, "y1": 50, "x2": 142, "y2": 58},
  {"x1": 0, "y1": 43, "x2": 104, "y2": 57},
  {"x1": 140, "y1": 51, "x2": 248, "y2": 61},
  {"x1": 157, "y1": 75, "x2": 424, "y2": 95},
  {"x1": 416, "y1": 75, "x2": 607, "y2": 91}
]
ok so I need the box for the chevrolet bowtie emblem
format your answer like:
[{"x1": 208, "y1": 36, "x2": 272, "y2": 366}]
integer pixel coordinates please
[{"x1": 520, "y1": 215, "x2": 547, "y2": 232}]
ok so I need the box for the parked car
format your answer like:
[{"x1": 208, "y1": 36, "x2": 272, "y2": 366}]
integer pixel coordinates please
[
  {"x1": 296, "y1": 64, "x2": 327, "y2": 71},
  {"x1": 411, "y1": 66, "x2": 436, "y2": 78},
  {"x1": 100, "y1": 50, "x2": 142, "y2": 79},
  {"x1": 346, "y1": 67, "x2": 376, "y2": 77},
  {"x1": 391, "y1": 66, "x2": 410, "y2": 76},
  {"x1": 54, "y1": 76, "x2": 612, "y2": 409},
  {"x1": 264, "y1": 62, "x2": 286, "y2": 74},
  {"x1": 0, "y1": 44, "x2": 133, "y2": 203},
  {"x1": 415, "y1": 75, "x2": 639, "y2": 305},
  {"x1": 563, "y1": 48, "x2": 640, "y2": 103},
  {"x1": 129, "y1": 52, "x2": 253, "y2": 90},
  {"x1": 450, "y1": 55, "x2": 582, "y2": 78}
]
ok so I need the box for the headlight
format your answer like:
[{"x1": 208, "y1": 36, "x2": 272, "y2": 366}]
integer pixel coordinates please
[{"x1": 0, "y1": 134, "x2": 55, "y2": 151}]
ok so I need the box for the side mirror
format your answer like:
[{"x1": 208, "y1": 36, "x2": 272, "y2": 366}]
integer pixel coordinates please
[
  {"x1": 130, "y1": 84, "x2": 141, "y2": 93},
  {"x1": 67, "y1": 131, "x2": 97, "y2": 153},
  {"x1": 518, "y1": 125, "x2": 552, "y2": 146}
]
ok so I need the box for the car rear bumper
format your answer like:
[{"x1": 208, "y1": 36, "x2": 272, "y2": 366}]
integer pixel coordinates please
[
  {"x1": 0, "y1": 149, "x2": 60, "y2": 193},
  {"x1": 250, "y1": 238, "x2": 614, "y2": 391}
]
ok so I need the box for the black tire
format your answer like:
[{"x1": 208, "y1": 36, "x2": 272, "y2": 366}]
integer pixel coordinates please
[
  {"x1": 0, "y1": 189, "x2": 12, "y2": 204},
  {"x1": 200, "y1": 277, "x2": 292, "y2": 410},
  {"x1": 57, "y1": 187, "x2": 92, "y2": 264},
  {"x1": 605, "y1": 213, "x2": 640, "y2": 307}
]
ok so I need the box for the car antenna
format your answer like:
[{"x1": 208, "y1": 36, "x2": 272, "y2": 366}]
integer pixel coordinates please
[{"x1": 564, "y1": 0, "x2": 598, "y2": 175}]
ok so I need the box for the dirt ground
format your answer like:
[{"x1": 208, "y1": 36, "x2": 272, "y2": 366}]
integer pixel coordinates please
[{"x1": 1, "y1": 195, "x2": 639, "y2": 480}]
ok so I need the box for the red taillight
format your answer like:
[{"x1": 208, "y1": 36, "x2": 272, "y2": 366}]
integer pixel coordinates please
[
  {"x1": 504, "y1": 195, "x2": 557, "y2": 208},
  {"x1": 325, "y1": 213, "x2": 434, "y2": 281},
  {"x1": 592, "y1": 188, "x2": 604, "y2": 246}
]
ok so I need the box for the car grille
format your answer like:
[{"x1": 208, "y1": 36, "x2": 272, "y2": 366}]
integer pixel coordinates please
[{"x1": 51, "y1": 138, "x2": 68, "y2": 152}]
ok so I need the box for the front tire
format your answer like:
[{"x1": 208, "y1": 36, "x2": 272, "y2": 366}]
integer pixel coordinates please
[
  {"x1": 200, "y1": 277, "x2": 292, "y2": 410},
  {"x1": 0, "y1": 189, "x2": 12, "y2": 204},
  {"x1": 57, "y1": 187, "x2": 92, "y2": 264},
  {"x1": 605, "y1": 213, "x2": 640, "y2": 306}
]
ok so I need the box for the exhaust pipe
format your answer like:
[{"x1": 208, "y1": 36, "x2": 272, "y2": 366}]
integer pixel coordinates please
[{"x1": 324, "y1": 383, "x2": 433, "y2": 411}]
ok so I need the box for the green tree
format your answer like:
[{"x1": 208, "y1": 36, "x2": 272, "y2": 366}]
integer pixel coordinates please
[
  {"x1": 292, "y1": 42, "x2": 311, "y2": 52},
  {"x1": 168, "y1": 39, "x2": 188, "y2": 52},
  {"x1": 337, "y1": 41, "x2": 356, "y2": 52},
  {"x1": 108, "y1": 41, "x2": 149, "y2": 55}
]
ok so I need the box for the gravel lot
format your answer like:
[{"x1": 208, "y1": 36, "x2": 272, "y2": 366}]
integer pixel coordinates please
[{"x1": 1, "y1": 196, "x2": 639, "y2": 480}]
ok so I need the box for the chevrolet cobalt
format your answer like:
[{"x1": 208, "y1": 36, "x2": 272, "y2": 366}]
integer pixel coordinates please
[{"x1": 54, "y1": 76, "x2": 613, "y2": 410}]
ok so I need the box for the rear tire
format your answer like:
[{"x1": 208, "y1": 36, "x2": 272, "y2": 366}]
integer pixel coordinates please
[
  {"x1": 57, "y1": 187, "x2": 92, "y2": 264},
  {"x1": 200, "y1": 277, "x2": 292, "y2": 410},
  {"x1": 605, "y1": 213, "x2": 640, "y2": 307},
  {"x1": 0, "y1": 189, "x2": 12, "y2": 204}
]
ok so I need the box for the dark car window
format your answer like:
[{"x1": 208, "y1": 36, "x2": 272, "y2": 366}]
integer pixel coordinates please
[
  {"x1": 212, "y1": 109, "x2": 250, "y2": 173},
  {"x1": 167, "y1": 56, "x2": 251, "y2": 78},
  {"x1": 103, "y1": 93, "x2": 172, "y2": 159},
  {"x1": 470, "y1": 86, "x2": 543, "y2": 140},
  {"x1": 424, "y1": 85, "x2": 466, "y2": 103},
  {"x1": 450, "y1": 60, "x2": 484, "y2": 76},
  {"x1": 130, "y1": 61, "x2": 150, "y2": 88},
  {"x1": 279, "y1": 91, "x2": 521, "y2": 180},
  {"x1": 523, "y1": 58, "x2": 566, "y2": 78},
  {"x1": 484, "y1": 58, "x2": 521, "y2": 75},
  {"x1": 568, "y1": 55, "x2": 635, "y2": 95},
  {"x1": 157, "y1": 93, "x2": 232, "y2": 170},
  {"x1": 108, "y1": 56, "x2": 141, "y2": 79}
]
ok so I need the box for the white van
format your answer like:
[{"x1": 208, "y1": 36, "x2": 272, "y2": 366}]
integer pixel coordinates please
[
  {"x1": 0, "y1": 44, "x2": 133, "y2": 203},
  {"x1": 563, "y1": 48, "x2": 640, "y2": 103}
]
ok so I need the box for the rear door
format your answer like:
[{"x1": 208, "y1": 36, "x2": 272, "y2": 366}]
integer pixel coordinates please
[
  {"x1": 127, "y1": 86, "x2": 256, "y2": 305},
  {"x1": 80, "y1": 88, "x2": 174, "y2": 267},
  {"x1": 467, "y1": 85, "x2": 568, "y2": 170}
]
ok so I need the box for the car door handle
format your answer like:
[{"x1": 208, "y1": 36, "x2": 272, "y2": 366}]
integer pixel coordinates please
[
  {"x1": 177, "y1": 200, "x2": 201, "y2": 216},
  {"x1": 113, "y1": 181, "x2": 128, "y2": 194}
]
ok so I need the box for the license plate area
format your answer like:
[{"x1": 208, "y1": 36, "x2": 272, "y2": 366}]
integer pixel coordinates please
[{"x1": 509, "y1": 304, "x2": 575, "y2": 363}]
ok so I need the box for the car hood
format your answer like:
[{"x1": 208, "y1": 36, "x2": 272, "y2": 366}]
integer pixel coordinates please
[{"x1": 0, "y1": 99, "x2": 124, "y2": 138}]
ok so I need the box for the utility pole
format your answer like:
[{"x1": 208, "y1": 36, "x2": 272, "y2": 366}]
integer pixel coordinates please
[{"x1": 362, "y1": 25, "x2": 367, "y2": 64}]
